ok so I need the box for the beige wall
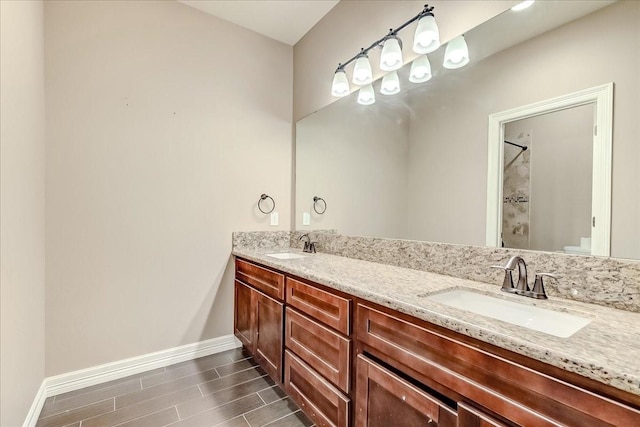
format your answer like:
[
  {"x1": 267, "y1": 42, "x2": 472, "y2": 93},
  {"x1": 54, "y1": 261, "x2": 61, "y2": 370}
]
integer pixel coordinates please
[
  {"x1": 296, "y1": 98, "x2": 409, "y2": 238},
  {"x1": 0, "y1": 0, "x2": 46, "y2": 425},
  {"x1": 505, "y1": 105, "x2": 594, "y2": 252},
  {"x1": 293, "y1": 0, "x2": 518, "y2": 122},
  {"x1": 44, "y1": 0, "x2": 292, "y2": 375}
]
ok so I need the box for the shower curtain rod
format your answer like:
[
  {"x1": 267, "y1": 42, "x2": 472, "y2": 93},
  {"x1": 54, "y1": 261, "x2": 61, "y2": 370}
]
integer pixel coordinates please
[{"x1": 504, "y1": 140, "x2": 528, "y2": 151}]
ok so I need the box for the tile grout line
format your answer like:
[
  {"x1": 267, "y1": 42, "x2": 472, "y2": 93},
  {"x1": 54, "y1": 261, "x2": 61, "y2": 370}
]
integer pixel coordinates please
[
  {"x1": 109, "y1": 406, "x2": 179, "y2": 427},
  {"x1": 199, "y1": 374, "x2": 271, "y2": 398},
  {"x1": 37, "y1": 397, "x2": 115, "y2": 422},
  {"x1": 178, "y1": 389, "x2": 272, "y2": 423},
  {"x1": 261, "y1": 409, "x2": 304, "y2": 427}
]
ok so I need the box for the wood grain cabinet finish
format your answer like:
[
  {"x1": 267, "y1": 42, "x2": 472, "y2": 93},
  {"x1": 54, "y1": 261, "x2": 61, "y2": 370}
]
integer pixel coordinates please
[
  {"x1": 233, "y1": 279, "x2": 283, "y2": 383},
  {"x1": 254, "y1": 291, "x2": 284, "y2": 382},
  {"x1": 356, "y1": 302, "x2": 640, "y2": 427},
  {"x1": 457, "y1": 402, "x2": 510, "y2": 427},
  {"x1": 236, "y1": 258, "x2": 285, "y2": 300},
  {"x1": 286, "y1": 277, "x2": 350, "y2": 335},
  {"x1": 234, "y1": 280, "x2": 254, "y2": 349},
  {"x1": 355, "y1": 354, "x2": 457, "y2": 427},
  {"x1": 284, "y1": 350, "x2": 350, "y2": 427},
  {"x1": 285, "y1": 307, "x2": 351, "y2": 393}
]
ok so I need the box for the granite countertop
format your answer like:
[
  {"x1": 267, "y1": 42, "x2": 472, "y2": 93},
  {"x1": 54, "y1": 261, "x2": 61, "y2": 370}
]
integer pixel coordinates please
[{"x1": 232, "y1": 247, "x2": 640, "y2": 398}]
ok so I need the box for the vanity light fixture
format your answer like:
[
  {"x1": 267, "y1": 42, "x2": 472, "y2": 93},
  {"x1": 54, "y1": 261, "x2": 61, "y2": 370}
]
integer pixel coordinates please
[
  {"x1": 357, "y1": 84, "x2": 376, "y2": 105},
  {"x1": 409, "y1": 55, "x2": 432, "y2": 83},
  {"x1": 380, "y1": 36, "x2": 403, "y2": 71},
  {"x1": 331, "y1": 67, "x2": 350, "y2": 97},
  {"x1": 330, "y1": 5, "x2": 439, "y2": 97},
  {"x1": 443, "y1": 35, "x2": 470, "y2": 69},
  {"x1": 352, "y1": 52, "x2": 373, "y2": 85},
  {"x1": 413, "y1": 13, "x2": 440, "y2": 54},
  {"x1": 380, "y1": 71, "x2": 401, "y2": 95},
  {"x1": 511, "y1": 0, "x2": 535, "y2": 12}
]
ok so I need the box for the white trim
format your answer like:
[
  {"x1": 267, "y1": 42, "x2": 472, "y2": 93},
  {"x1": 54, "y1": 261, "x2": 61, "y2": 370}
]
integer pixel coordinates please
[
  {"x1": 486, "y1": 83, "x2": 613, "y2": 256},
  {"x1": 23, "y1": 334, "x2": 241, "y2": 427},
  {"x1": 22, "y1": 382, "x2": 47, "y2": 427}
]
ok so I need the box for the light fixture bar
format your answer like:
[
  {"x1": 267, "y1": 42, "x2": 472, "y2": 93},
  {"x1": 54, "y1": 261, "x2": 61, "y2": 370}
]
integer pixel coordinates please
[{"x1": 333, "y1": 4, "x2": 435, "y2": 74}]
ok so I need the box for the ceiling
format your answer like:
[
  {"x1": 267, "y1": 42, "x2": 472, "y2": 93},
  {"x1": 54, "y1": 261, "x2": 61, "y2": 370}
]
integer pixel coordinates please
[{"x1": 178, "y1": 0, "x2": 340, "y2": 46}]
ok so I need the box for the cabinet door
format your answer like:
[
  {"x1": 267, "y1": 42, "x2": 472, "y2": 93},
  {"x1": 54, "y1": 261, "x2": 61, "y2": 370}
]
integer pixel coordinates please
[
  {"x1": 285, "y1": 307, "x2": 351, "y2": 393},
  {"x1": 284, "y1": 350, "x2": 350, "y2": 427},
  {"x1": 458, "y1": 402, "x2": 510, "y2": 427},
  {"x1": 255, "y1": 290, "x2": 284, "y2": 382},
  {"x1": 355, "y1": 355, "x2": 457, "y2": 427},
  {"x1": 234, "y1": 280, "x2": 254, "y2": 350}
]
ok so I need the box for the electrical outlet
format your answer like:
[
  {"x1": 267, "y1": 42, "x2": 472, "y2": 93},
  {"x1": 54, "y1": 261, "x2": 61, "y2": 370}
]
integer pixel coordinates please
[
  {"x1": 302, "y1": 212, "x2": 310, "y2": 226},
  {"x1": 270, "y1": 212, "x2": 279, "y2": 226}
]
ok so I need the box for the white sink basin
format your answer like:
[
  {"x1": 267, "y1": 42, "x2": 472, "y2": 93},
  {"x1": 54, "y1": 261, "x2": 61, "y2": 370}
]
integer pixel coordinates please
[
  {"x1": 427, "y1": 289, "x2": 591, "y2": 338},
  {"x1": 265, "y1": 252, "x2": 308, "y2": 260}
]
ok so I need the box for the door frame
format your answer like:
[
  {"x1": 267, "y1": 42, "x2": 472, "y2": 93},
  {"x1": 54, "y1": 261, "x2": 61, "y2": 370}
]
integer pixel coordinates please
[{"x1": 485, "y1": 83, "x2": 613, "y2": 256}]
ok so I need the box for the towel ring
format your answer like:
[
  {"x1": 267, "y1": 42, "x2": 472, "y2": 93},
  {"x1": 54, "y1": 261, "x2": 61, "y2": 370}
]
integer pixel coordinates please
[
  {"x1": 258, "y1": 194, "x2": 275, "y2": 214},
  {"x1": 313, "y1": 196, "x2": 327, "y2": 215}
]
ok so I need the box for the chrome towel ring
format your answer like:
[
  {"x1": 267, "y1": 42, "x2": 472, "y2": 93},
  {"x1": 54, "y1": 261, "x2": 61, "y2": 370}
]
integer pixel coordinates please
[
  {"x1": 313, "y1": 196, "x2": 327, "y2": 214},
  {"x1": 258, "y1": 194, "x2": 275, "y2": 214}
]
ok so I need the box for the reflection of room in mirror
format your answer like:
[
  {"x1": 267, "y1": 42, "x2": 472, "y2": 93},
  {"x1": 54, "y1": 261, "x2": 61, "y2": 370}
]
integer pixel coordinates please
[
  {"x1": 502, "y1": 105, "x2": 594, "y2": 254},
  {"x1": 502, "y1": 132, "x2": 531, "y2": 250},
  {"x1": 296, "y1": 0, "x2": 640, "y2": 259}
]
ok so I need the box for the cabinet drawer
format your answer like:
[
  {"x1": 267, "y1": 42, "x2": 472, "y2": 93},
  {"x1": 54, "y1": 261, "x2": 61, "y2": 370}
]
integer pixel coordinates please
[
  {"x1": 355, "y1": 354, "x2": 457, "y2": 427},
  {"x1": 236, "y1": 258, "x2": 285, "y2": 300},
  {"x1": 284, "y1": 350, "x2": 350, "y2": 427},
  {"x1": 285, "y1": 307, "x2": 351, "y2": 393},
  {"x1": 286, "y1": 277, "x2": 350, "y2": 335},
  {"x1": 356, "y1": 303, "x2": 640, "y2": 426}
]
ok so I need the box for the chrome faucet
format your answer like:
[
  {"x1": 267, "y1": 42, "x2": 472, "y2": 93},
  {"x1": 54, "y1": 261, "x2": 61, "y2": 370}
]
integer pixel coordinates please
[
  {"x1": 299, "y1": 233, "x2": 316, "y2": 253},
  {"x1": 492, "y1": 256, "x2": 559, "y2": 299}
]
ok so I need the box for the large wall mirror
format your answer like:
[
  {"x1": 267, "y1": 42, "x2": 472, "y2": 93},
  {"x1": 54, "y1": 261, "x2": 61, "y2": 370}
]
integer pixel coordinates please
[{"x1": 296, "y1": 0, "x2": 639, "y2": 260}]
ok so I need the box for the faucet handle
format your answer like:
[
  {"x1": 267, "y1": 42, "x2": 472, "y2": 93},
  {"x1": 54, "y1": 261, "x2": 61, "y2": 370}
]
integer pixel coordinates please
[
  {"x1": 491, "y1": 265, "x2": 515, "y2": 292},
  {"x1": 530, "y1": 273, "x2": 560, "y2": 299}
]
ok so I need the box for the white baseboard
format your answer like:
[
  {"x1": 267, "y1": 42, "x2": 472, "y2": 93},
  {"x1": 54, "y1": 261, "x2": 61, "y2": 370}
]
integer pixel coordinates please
[{"x1": 23, "y1": 334, "x2": 242, "y2": 427}]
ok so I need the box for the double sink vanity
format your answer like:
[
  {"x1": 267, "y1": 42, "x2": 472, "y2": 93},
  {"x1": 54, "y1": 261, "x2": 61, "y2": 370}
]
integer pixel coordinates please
[{"x1": 232, "y1": 232, "x2": 640, "y2": 426}]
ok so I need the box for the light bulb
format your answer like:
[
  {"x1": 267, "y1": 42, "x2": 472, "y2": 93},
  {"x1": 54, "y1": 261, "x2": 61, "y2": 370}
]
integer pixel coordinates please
[
  {"x1": 380, "y1": 36, "x2": 403, "y2": 71},
  {"x1": 511, "y1": 0, "x2": 535, "y2": 11},
  {"x1": 409, "y1": 55, "x2": 432, "y2": 83},
  {"x1": 443, "y1": 35, "x2": 470, "y2": 69},
  {"x1": 352, "y1": 54, "x2": 373, "y2": 85},
  {"x1": 357, "y1": 84, "x2": 375, "y2": 105},
  {"x1": 413, "y1": 15, "x2": 440, "y2": 54},
  {"x1": 380, "y1": 71, "x2": 400, "y2": 95},
  {"x1": 331, "y1": 69, "x2": 350, "y2": 97}
]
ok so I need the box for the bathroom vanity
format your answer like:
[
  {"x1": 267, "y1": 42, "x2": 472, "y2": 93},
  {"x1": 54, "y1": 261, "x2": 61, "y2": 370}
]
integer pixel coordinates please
[{"x1": 232, "y1": 250, "x2": 640, "y2": 426}]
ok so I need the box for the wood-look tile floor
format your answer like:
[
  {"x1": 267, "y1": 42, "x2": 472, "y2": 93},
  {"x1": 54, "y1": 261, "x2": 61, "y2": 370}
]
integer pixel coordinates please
[{"x1": 36, "y1": 348, "x2": 314, "y2": 427}]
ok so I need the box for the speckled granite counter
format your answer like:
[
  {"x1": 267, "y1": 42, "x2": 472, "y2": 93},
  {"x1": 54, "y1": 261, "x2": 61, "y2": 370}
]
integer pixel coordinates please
[{"x1": 232, "y1": 247, "x2": 640, "y2": 398}]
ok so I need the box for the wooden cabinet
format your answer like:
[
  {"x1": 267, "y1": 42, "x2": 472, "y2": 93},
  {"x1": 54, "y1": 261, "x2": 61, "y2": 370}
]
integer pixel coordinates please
[
  {"x1": 284, "y1": 350, "x2": 350, "y2": 427},
  {"x1": 286, "y1": 277, "x2": 350, "y2": 335},
  {"x1": 457, "y1": 402, "x2": 510, "y2": 427},
  {"x1": 355, "y1": 354, "x2": 457, "y2": 427},
  {"x1": 234, "y1": 257, "x2": 640, "y2": 427},
  {"x1": 356, "y1": 302, "x2": 640, "y2": 427},
  {"x1": 234, "y1": 260, "x2": 284, "y2": 383},
  {"x1": 283, "y1": 277, "x2": 353, "y2": 426}
]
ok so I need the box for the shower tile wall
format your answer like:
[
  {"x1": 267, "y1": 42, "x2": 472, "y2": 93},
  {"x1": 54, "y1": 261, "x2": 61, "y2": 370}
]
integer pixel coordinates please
[{"x1": 502, "y1": 131, "x2": 531, "y2": 249}]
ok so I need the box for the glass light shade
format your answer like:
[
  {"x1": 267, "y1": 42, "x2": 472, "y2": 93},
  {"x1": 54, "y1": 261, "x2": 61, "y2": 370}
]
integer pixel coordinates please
[
  {"x1": 379, "y1": 36, "x2": 403, "y2": 71},
  {"x1": 352, "y1": 54, "x2": 373, "y2": 85},
  {"x1": 511, "y1": 0, "x2": 535, "y2": 11},
  {"x1": 357, "y1": 84, "x2": 376, "y2": 105},
  {"x1": 409, "y1": 55, "x2": 432, "y2": 83},
  {"x1": 380, "y1": 71, "x2": 400, "y2": 95},
  {"x1": 331, "y1": 69, "x2": 350, "y2": 97},
  {"x1": 443, "y1": 35, "x2": 470, "y2": 69},
  {"x1": 413, "y1": 15, "x2": 440, "y2": 54}
]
